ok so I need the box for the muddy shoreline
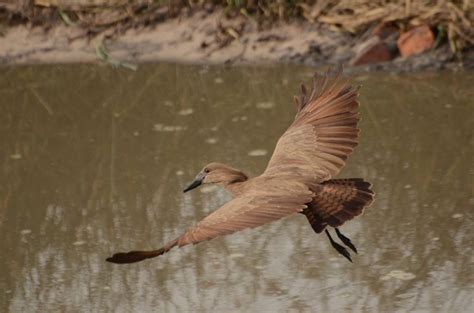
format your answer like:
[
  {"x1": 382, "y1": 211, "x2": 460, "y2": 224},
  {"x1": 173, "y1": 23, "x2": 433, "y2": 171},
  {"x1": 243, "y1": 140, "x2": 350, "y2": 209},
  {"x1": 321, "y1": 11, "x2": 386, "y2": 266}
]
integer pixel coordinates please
[{"x1": 1, "y1": 10, "x2": 472, "y2": 71}]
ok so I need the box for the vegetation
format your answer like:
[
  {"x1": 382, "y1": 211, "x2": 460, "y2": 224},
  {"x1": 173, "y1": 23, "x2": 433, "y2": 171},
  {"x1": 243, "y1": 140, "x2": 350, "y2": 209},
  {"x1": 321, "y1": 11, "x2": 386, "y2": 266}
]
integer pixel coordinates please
[{"x1": 1, "y1": 0, "x2": 473, "y2": 53}]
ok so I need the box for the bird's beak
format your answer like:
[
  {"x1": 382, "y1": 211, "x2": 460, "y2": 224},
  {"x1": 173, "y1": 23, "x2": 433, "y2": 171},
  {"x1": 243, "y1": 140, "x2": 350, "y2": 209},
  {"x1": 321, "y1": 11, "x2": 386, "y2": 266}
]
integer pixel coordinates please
[{"x1": 183, "y1": 172, "x2": 206, "y2": 193}]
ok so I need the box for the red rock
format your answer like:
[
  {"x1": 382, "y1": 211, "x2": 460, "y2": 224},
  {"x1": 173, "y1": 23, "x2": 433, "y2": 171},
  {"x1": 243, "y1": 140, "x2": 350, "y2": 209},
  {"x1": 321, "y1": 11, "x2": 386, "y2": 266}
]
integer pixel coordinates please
[
  {"x1": 397, "y1": 25, "x2": 434, "y2": 57},
  {"x1": 350, "y1": 36, "x2": 393, "y2": 66}
]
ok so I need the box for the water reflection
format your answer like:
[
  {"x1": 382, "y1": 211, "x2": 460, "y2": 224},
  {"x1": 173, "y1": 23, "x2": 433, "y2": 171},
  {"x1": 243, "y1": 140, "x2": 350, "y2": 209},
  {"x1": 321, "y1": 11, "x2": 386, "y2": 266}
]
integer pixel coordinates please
[{"x1": 0, "y1": 64, "x2": 473, "y2": 312}]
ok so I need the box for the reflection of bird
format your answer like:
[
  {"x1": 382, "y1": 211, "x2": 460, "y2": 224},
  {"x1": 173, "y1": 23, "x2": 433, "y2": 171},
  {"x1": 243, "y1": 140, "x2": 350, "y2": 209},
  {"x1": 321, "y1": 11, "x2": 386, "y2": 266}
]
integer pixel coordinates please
[{"x1": 107, "y1": 70, "x2": 374, "y2": 264}]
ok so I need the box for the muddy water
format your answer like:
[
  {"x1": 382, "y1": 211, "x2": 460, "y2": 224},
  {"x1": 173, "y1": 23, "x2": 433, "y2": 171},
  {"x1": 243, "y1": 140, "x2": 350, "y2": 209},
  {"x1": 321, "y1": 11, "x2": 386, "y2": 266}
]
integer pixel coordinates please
[{"x1": 0, "y1": 64, "x2": 473, "y2": 312}]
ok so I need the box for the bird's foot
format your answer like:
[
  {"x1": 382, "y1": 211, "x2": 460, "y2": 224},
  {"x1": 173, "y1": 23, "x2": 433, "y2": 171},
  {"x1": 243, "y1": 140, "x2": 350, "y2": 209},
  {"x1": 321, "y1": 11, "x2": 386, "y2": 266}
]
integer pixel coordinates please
[
  {"x1": 325, "y1": 229, "x2": 352, "y2": 262},
  {"x1": 335, "y1": 228, "x2": 358, "y2": 254}
]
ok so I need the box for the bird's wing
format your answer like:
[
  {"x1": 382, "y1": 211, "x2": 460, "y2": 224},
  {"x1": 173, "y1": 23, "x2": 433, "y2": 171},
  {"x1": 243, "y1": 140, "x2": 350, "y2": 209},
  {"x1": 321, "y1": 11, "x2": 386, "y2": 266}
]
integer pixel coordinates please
[
  {"x1": 106, "y1": 178, "x2": 314, "y2": 263},
  {"x1": 105, "y1": 70, "x2": 362, "y2": 265},
  {"x1": 264, "y1": 70, "x2": 360, "y2": 182},
  {"x1": 176, "y1": 178, "x2": 313, "y2": 246}
]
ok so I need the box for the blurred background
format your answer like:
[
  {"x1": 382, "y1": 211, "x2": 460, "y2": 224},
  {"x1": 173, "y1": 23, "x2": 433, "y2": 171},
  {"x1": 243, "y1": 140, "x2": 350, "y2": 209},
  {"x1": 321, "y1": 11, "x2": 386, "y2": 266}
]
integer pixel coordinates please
[
  {"x1": 1, "y1": 64, "x2": 473, "y2": 312},
  {"x1": 0, "y1": 1, "x2": 473, "y2": 312},
  {"x1": 0, "y1": 0, "x2": 473, "y2": 69}
]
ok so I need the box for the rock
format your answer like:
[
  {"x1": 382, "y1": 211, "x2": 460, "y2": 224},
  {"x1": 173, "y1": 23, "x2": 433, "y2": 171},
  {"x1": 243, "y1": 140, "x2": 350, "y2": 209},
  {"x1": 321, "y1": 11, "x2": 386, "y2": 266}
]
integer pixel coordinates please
[
  {"x1": 397, "y1": 25, "x2": 434, "y2": 57},
  {"x1": 350, "y1": 36, "x2": 393, "y2": 66}
]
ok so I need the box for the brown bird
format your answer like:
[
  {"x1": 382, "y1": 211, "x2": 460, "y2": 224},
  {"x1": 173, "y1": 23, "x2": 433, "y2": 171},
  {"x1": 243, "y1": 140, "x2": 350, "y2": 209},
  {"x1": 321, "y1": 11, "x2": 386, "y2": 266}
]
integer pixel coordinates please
[{"x1": 106, "y1": 70, "x2": 374, "y2": 264}]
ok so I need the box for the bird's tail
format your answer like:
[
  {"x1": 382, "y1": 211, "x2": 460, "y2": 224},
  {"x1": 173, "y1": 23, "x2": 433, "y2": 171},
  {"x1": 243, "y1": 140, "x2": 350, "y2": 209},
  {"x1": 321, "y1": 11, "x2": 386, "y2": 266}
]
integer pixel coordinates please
[
  {"x1": 106, "y1": 238, "x2": 179, "y2": 264},
  {"x1": 304, "y1": 178, "x2": 374, "y2": 233}
]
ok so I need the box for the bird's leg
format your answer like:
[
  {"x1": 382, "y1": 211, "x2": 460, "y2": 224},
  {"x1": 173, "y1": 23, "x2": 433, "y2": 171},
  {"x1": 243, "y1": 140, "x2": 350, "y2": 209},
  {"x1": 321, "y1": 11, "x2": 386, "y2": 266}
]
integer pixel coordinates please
[
  {"x1": 325, "y1": 229, "x2": 352, "y2": 262},
  {"x1": 335, "y1": 228, "x2": 358, "y2": 254}
]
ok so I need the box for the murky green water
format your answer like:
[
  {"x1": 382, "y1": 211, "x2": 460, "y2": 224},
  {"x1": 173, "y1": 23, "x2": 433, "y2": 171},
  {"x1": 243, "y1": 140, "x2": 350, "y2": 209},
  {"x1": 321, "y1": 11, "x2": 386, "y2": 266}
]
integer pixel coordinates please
[{"x1": 0, "y1": 64, "x2": 473, "y2": 312}]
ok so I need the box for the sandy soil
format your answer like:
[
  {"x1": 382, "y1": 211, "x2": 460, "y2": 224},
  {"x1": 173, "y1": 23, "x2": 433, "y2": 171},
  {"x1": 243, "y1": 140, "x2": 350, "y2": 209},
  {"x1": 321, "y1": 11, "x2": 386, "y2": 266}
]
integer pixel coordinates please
[{"x1": 0, "y1": 10, "x2": 472, "y2": 71}]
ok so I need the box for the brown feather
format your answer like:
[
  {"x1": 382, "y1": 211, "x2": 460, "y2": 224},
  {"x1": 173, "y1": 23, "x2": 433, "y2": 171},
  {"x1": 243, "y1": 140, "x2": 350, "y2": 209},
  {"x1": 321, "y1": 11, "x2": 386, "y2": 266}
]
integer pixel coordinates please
[
  {"x1": 106, "y1": 70, "x2": 375, "y2": 264},
  {"x1": 303, "y1": 179, "x2": 374, "y2": 233},
  {"x1": 265, "y1": 70, "x2": 360, "y2": 181}
]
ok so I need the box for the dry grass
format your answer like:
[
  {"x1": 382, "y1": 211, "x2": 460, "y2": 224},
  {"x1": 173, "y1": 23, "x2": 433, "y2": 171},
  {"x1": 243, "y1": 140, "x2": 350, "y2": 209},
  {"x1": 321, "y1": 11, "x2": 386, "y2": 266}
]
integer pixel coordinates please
[
  {"x1": 308, "y1": 0, "x2": 474, "y2": 53},
  {"x1": 223, "y1": 0, "x2": 473, "y2": 52},
  {"x1": 0, "y1": 0, "x2": 472, "y2": 53}
]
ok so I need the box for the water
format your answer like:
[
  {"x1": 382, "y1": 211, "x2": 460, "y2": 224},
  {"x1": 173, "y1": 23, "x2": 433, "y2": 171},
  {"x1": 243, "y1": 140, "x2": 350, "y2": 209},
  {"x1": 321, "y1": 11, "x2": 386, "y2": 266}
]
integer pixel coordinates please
[{"x1": 0, "y1": 64, "x2": 473, "y2": 312}]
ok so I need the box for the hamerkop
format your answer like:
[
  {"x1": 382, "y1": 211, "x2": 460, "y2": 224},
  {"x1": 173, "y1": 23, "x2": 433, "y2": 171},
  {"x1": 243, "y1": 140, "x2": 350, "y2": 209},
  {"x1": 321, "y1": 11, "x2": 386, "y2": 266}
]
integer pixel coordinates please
[{"x1": 107, "y1": 70, "x2": 374, "y2": 264}]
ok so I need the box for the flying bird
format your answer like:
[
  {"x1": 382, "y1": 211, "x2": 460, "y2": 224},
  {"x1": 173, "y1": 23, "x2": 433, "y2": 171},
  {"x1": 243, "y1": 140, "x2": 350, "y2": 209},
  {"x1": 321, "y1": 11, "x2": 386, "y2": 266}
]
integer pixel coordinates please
[{"x1": 106, "y1": 70, "x2": 374, "y2": 264}]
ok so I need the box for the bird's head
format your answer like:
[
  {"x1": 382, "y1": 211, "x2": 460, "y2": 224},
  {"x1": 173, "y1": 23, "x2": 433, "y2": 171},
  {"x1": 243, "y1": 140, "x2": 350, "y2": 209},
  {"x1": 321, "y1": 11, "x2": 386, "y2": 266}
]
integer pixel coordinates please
[{"x1": 183, "y1": 162, "x2": 248, "y2": 193}]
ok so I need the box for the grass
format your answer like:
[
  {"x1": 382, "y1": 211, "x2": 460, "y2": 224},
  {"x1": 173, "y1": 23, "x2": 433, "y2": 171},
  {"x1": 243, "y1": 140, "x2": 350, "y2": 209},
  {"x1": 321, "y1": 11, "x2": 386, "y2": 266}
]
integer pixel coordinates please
[{"x1": 1, "y1": 0, "x2": 472, "y2": 53}]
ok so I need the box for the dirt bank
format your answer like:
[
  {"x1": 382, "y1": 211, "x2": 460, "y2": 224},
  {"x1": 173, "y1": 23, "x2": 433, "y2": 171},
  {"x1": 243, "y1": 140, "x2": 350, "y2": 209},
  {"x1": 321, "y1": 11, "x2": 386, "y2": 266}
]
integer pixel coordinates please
[{"x1": 1, "y1": 7, "x2": 473, "y2": 71}]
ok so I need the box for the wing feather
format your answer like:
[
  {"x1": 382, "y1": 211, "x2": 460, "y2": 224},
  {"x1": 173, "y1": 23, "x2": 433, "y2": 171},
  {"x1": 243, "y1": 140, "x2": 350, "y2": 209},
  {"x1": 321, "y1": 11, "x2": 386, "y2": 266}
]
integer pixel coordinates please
[
  {"x1": 176, "y1": 180, "x2": 313, "y2": 247},
  {"x1": 105, "y1": 70, "x2": 368, "y2": 265},
  {"x1": 264, "y1": 70, "x2": 361, "y2": 181}
]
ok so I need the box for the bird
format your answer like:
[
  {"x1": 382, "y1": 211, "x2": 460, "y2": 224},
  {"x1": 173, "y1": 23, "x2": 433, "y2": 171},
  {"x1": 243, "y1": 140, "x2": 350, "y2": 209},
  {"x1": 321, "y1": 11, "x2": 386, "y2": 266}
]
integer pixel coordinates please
[{"x1": 106, "y1": 69, "x2": 374, "y2": 264}]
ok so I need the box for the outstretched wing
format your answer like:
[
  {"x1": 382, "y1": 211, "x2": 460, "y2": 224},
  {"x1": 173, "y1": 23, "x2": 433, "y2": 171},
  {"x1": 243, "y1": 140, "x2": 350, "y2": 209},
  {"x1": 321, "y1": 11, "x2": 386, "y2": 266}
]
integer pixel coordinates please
[
  {"x1": 176, "y1": 179, "x2": 312, "y2": 246},
  {"x1": 106, "y1": 178, "x2": 313, "y2": 264},
  {"x1": 106, "y1": 70, "x2": 363, "y2": 265},
  {"x1": 264, "y1": 70, "x2": 360, "y2": 182}
]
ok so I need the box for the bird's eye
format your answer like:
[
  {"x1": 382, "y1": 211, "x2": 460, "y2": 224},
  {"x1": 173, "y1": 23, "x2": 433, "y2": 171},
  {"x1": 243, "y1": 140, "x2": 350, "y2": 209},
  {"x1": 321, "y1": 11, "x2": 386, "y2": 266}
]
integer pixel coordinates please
[{"x1": 204, "y1": 168, "x2": 210, "y2": 173}]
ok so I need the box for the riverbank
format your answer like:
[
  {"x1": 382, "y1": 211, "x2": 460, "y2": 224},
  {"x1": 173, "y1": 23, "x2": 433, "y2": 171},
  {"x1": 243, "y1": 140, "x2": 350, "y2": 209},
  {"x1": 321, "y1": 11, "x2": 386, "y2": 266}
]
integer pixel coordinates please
[{"x1": 1, "y1": 1, "x2": 473, "y2": 71}]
